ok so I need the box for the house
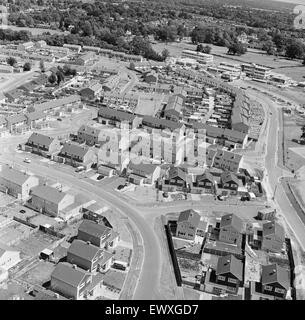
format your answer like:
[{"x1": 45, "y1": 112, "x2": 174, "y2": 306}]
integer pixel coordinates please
[
  {"x1": 97, "y1": 164, "x2": 116, "y2": 177},
  {"x1": 219, "y1": 213, "x2": 243, "y2": 245},
  {"x1": 25, "y1": 111, "x2": 47, "y2": 129},
  {"x1": 176, "y1": 209, "x2": 201, "y2": 240},
  {"x1": 250, "y1": 264, "x2": 290, "y2": 300},
  {"x1": 98, "y1": 107, "x2": 141, "y2": 129},
  {"x1": 4, "y1": 89, "x2": 24, "y2": 102},
  {"x1": 25, "y1": 132, "x2": 60, "y2": 155},
  {"x1": 77, "y1": 125, "x2": 104, "y2": 146},
  {"x1": 63, "y1": 44, "x2": 82, "y2": 53},
  {"x1": 204, "y1": 255, "x2": 243, "y2": 295},
  {"x1": 67, "y1": 240, "x2": 113, "y2": 273},
  {"x1": 162, "y1": 166, "x2": 190, "y2": 192},
  {"x1": 75, "y1": 52, "x2": 95, "y2": 66},
  {"x1": 0, "y1": 65, "x2": 14, "y2": 73},
  {"x1": 51, "y1": 262, "x2": 93, "y2": 300},
  {"x1": 80, "y1": 81, "x2": 103, "y2": 100},
  {"x1": 6, "y1": 113, "x2": 28, "y2": 133},
  {"x1": 191, "y1": 170, "x2": 215, "y2": 194},
  {"x1": 33, "y1": 95, "x2": 82, "y2": 113},
  {"x1": 212, "y1": 149, "x2": 243, "y2": 173},
  {"x1": 58, "y1": 142, "x2": 96, "y2": 168},
  {"x1": 220, "y1": 171, "x2": 240, "y2": 192},
  {"x1": 78, "y1": 220, "x2": 119, "y2": 250},
  {"x1": 35, "y1": 40, "x2": 47, "y2": 48},
  {"x1": 127, "y1": 162, "x2": 161, "y2": 185},
  {"x1": 141, "y1": 116, "x2": 184, "y2": 133},
  {"x1": 257, "y1": 207, "x2": 276, "y2": 221},
  {"x1": 17, "y1": 41, "x2": 34, "y2": 51},
  {"x1": 262, "y1": 221, "x2": 285, "y2": 253},
  {"x1": 0, "y1": 243, "x2": 21, "y2": 270},
  {"x1": 0, "y1": 165, "x2": 39, "y2": 200},
  {"x1": 29, "y1": 185, "x2": 75, "y2": 217}
]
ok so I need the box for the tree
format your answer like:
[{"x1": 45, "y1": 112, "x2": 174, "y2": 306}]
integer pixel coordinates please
[
  {"x1": 262, "y1": 40, "x2": 276, "y2": 55},
  {"x1": 39, "y1": 60, "x2": 46, "y2": 73},
  {"x1": 227, "y1": 42, "x2": 247, "y2": 55},
  {"x1": 48, "y1": 72, "x2": 57, "y2": 84},
  {"x1": 23, "y1": 62, "x2": 31, "y2": 71},
  {"x1": 197, "y1": 44, "x2": 211, "y2": 54},
  {"x1": 7, "y1": 57, "x2": 17, "y2": 66},
  {"x1": 285, "y1": 41, "x2": 305, "y2": 60},
  {"x1": 56, "y1": 70, "x2": 65, "y2": 85},
  {"x1": 161, "y1": 49, "x2": 169, "y2": 61}
]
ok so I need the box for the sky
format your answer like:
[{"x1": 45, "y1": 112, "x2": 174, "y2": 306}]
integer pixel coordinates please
[{"x1": 268, "y1": 0, "x2": 305, "y2": 5}]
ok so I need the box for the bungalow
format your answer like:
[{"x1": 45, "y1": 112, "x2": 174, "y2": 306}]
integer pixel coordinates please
[
  {"x1": 67, "y1": 239, "x2": 113, "y2": 273},
  {"x1": 250, "y1": 264, "x2": 290, "y2": 300},
  {"x1": 127, "y1": 162, "x2": 161, "y2": 185},
  {"x1": 262, "y1": 221, "x2": 285, "y2": 253},
  {"x1": 98, "y1": 107, "x2": 141, "y2": 129},
  {"x1": 51, "y1": 262, "x2": 93, "y2": 300},
  {"x1": 204, "y1": 255, "x2": 243, "y2": 296},
  {"x1": 57, "y1": 142, "x2": 96, "y2": 168},
  {"x1": 78, "y1": 220, "x2": 119, "y2": 250},
  {"x1": 219, "y1": 213, "x2": 243, "y2": 245},
  {"x1": 0, "y1": 165, "x2": 39, "y2": 200},
  {"x1": 161, "y1": 166, "x2": 190, "y2": 192},
  {"x1": 191, "y1": 170, "x2": 215, "y2": 194},
  {"x1": 220, "y1": 171, "x2": 240, "y2": 193},
  {"x1": 176, "y1": 209, "x2": 201, "y2": 240},
  {"x1": 25, "y1": 132, "x2": 60, "y2": 156},
  {"x1": 29, "y1": 185, "x2": 75, "y2": 217}
]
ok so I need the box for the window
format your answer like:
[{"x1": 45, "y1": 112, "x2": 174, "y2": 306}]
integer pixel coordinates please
[
  {"x1": 228, "y1": 278, "x2": 237, "y2": 284},
  {"x1": 275, "y1": 288, "x2": 285, "y2": 294},
  {"x1": 264, "y1": 285, "x2": 273, "y2": 291},
  {"x1": 217, "y1": 275, "x2": 226, "y2": 281}
]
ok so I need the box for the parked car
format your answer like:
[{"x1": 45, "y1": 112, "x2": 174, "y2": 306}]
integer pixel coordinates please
[
  {"x1": 163, "y1": 192, "x2": 169, "y2": 198},
  {"x1": 117, "y1": 185, "x2": 125, "y2": 190},
  {"x1": 97, "y1": 175, "x2": 104, "y2": 180},
  {"x1": 19, "y1": 209, "x2": 26, "y2": 214},
  {"x1": 75, "y1": 166, "x2": 85, "y2": 173},
  {"x1": 57, "y1": 118, "x2": 62, "y2": 121},
  {"x1": 24, "y1": 158, "x2": 31, "y2": 163}
]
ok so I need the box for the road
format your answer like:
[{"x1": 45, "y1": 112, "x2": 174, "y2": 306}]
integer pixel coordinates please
[
  {"x1": 245, "y1": 87, "x2": 305, "y2": 250},
  {"x1": 0, "y1": 142, "x2": 163, "y2": 300}
]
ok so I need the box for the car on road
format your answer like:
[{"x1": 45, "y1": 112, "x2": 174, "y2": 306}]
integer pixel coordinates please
[
  {"x1": 19, "y1": 209, "x2": 26, "y2": 214},
  {"x1": 75, "y1": 166, "x2": 85, "y2": 173},
  {"x1": 57, "y1": 118, "x2": 62, "y2": 121},
  {"x1": 24, "y1": 158, "x2": 31, "y2": 163},
  {"x1": 117, "y1": 184, "x2": 126, "y2": 191},
  {"x1": 217, "y1": 194, "x2": 228, "y2": 201},
  {"x1": 97, "y1": 175, "x2": 105, "y2": 180}
]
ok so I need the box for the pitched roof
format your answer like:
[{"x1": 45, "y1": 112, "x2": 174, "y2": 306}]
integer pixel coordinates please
[
  {"x1": 51, "y1": 262, "x2": 89, "y2": 288},
  {"x1": 60, "y1": 142, "x2": 90, "y2": 159},
  {"x1": 128, "y1": 162, "x2": 158, "y2": 176},
  {"x1": 220, "y1": 213, "x2": 243, "y2": 233},
  {"x1": 25, "y1": 111, "x2": 46, "y2": 122},
  {"x1": 142, "y1": 116, "x2": 183, "y2": 131},
  {"x1": 78, "y1": 125, "x2": 102, "y2": 137},
  {"x1": 168, "y1": 166, "x2": 187, "y2": 181},
  {"x1": 78, "y1": 220, "x2": 111, "y2": 239},
  {"x1": 98, "y1": 107, "x2": 137, "y2": 122},
  {"x1": 6, "y1": 113, "x2": 27, "y2": 125},
  {"x1": 261, "y1": 264, "x2": 289, "y2": 291},
  {"x1": 31, "y1": 186, "x2": 70, "y2": 204},
  {"x1": 263, "y1": 221, "x2": 285, "y2": 240},
  {"x1": 221, "y1": 171, "x2": 239, "y2": 185},
  {"x1": 34, "y1": 95, "x2": 81, "y2": 112},
  {"x1": 216, "y1": 254, "x2": 243, "y2": 281},
  {"x1": 68, "y1": 239, "x2": 102, "y2": 262},
  {"x1": 0, "y1": 166, "x2": 34, "y2": 186},
  {"x1": 196, "y1": 170, "x2": 214, "y2": 183},
  {"x1": 27, "y1": 132, "x2": 54, "y2": 147},
  {"x1": 177, "y1": 209, "x2": 201, "y2": 228}
]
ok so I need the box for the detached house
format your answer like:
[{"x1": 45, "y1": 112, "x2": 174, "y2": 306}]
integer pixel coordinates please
[
  {"x1": 250, "y1": 264, "x2": 290, "y2": 300},
  {"x1": 176, "y1": 209, "x2": 201, "y2": 240},
  {"x1": 78, "y1": 220, "x2": 119, "y2": 250},
  {"x1": 219, "y1": 213, "x2": 243, "y2": 245},
  {"x1": 127, "y1": 162, "x2": 161, "y2": 185},
  {"x1": 51, "y1": 263, "x2": 94, "y2": 300},
  {"x1": 67, "y1": 240, "x2": 113, "y2": 273},
  {"x1": 191, "y1": 170, "x2": 215, "y2": 194},
  {"x1": 161, "y1": 167, "x2": 190, "y2": 192},
  {"x1": 0, "y1": 166, "x2": 39, "y2": 200},
  {"x1": 262, "y1": 222, "x2": 285, "y2": 253},
  {"x1": 220, "y1": 171, "x2": 240, "y2": 193},
  {"x1": 26, "y1": 132, "x2": 60, "y2": 156},
  {"x1": 204, "y1": 254, "x2": 243, "y2": 295}
]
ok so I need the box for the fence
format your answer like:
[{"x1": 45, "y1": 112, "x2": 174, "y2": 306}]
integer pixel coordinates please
[
  {"x1": 164, "y1": 223, "x2": 182, "y2": 287},
  {"x1": 285, "y1": 238, "x2": 296, "y2": 300}
]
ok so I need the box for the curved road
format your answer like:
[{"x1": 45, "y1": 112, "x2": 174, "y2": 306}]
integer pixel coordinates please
[{"x1": 0, "y1": 146, "x2": 162, "y2": 300}]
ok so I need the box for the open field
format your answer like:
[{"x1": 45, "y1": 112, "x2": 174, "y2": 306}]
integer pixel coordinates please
[{"x1": 0, "y1": 25, "x2": 64, "y2": 35}]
